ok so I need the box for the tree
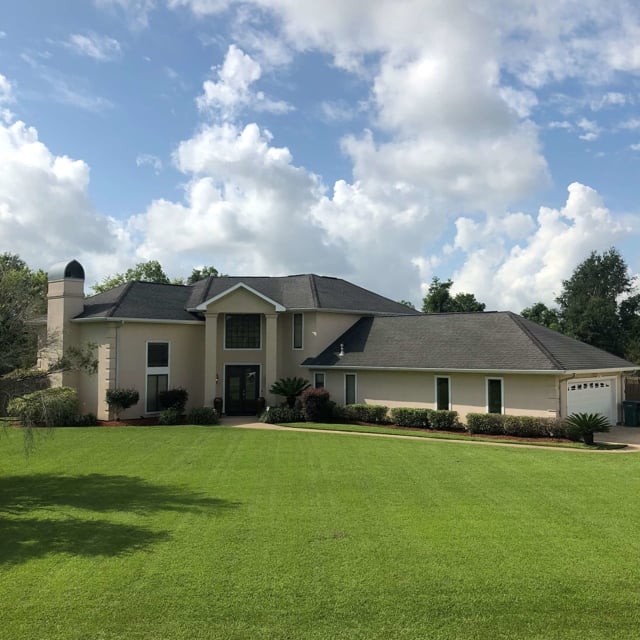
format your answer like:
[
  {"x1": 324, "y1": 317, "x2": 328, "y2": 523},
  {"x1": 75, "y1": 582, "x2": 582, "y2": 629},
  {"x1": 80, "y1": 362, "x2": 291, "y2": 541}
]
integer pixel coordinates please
[
  {"x1": 421, "y1": 277, "x2": 486, "y2": 313},
  {"x1": 555, "y1": 248, "x2": 633, "y2": 357},
  {"x1": 520, "y1": 302, "x2": 561, "y2": 331},
  {"x1": 187, "y1": 266, "x2": 220, "y2": 284},
  {"x1": 0, "y1": 253, "x2": 47, "y2": 375},
  {"x1": 92, "y1": 260, "x2": 170, "y2": 294},
  {"x1": 398, "y1": 299, "x2": 416, "y2": 310}
]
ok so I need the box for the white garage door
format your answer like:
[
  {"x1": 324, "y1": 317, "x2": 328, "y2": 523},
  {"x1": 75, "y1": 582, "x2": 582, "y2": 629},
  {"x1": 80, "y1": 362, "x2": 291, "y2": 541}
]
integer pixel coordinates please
[{"x1": 566, "y1": 378, "x2": 616, "y2": 424}]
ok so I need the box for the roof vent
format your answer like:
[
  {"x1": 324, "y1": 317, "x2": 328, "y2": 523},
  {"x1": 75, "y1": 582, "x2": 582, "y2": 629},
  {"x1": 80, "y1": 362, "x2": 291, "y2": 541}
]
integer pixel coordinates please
[{"x1": 338, "y1": 343, "x2": 345, "y2": 357}]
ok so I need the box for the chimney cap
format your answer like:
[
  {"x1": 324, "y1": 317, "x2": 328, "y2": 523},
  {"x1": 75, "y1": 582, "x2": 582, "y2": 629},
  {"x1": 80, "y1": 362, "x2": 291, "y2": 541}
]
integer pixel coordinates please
[{"x1": 48, "y1": 259, "x2": 85, "y2": 282}]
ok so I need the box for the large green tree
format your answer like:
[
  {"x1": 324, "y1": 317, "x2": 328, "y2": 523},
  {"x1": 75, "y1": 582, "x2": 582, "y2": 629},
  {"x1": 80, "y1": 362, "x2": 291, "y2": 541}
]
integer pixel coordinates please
[
  {"x1": 187, "y1": 266, "x2": 221, "y2": 284},
  {"x1": 555, "y1": 248, "x2": 635, "y2": 358},
  {"x1": 0, "y1": 254, "x2": 47, "y2": 375},
  {"x1": 92, "y1": 260, "x2": 171, "y2": 294},
  {"x1": 520, "y1": 302, "x2": 561, "y2": 331},
  {"x1": 421, "y1": 277, "x2": 486, "y2": 313}
]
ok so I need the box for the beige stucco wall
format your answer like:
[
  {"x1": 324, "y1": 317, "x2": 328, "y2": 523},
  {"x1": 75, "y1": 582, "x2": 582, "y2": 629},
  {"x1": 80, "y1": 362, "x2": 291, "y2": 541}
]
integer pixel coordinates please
[
  {"x1": 317, "y1": 369, "x2": 560, "y2": 422},
  {"x1": 71, "y1": 321, "x2": 204, "y2": 419}
]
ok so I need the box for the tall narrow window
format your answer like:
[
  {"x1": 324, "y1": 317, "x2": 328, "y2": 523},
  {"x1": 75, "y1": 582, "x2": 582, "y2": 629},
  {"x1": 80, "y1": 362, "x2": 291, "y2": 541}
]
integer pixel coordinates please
[
  {"x1": 345, "y1": 374, "x2": 357, "y2": 405},
  {"x1": 147, "y1": 342, "x2": 169, "y2": 412},
  {"x1": 293, "y1": 313, "x2": 303, "y2": 349},
  {"x1": 435, "y1": 376, "x2": 450, "y2": 411},
  {"x1": 314, "y1": 372, "x2": 325, "y2": 389},
  {"x1": 487, "y1": 378, "x2": 503, "y2": 414},
  {"x1": 225, "y1": 314, "x2": 261, "y2": 349}
]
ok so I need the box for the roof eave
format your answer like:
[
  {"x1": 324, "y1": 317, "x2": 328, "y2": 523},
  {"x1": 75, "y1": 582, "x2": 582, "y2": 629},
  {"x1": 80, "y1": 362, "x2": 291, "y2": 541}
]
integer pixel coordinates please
[
  {"x1": 72, "y1": 317, "x2": 204, "y2": 325},
  {"x1": 300, "y1": 364, "x2": 638, "y2": 374}
]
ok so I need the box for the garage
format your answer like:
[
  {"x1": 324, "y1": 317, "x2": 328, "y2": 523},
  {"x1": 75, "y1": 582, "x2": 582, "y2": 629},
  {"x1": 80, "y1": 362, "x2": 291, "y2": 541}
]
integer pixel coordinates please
[{"x1": 566, "y1": 378, "x2": 617, "y2": 424}]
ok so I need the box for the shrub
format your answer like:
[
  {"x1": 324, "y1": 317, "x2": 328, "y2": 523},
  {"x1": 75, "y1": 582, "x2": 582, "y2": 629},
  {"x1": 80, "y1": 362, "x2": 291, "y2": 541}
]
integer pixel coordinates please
[
  {"x1": 7, "y1": 387, "x2": 80, "y2": 428},
  {"x1": 269, "y1": 377, "x2": 311, "y2": 408},
  {"x1": 158, "y1": 407, "x2": 183, "y2": 425},
  {"x1": 343, "y1": 404, "x2": 390, "y2": 424},
  {"x1": 158, "y1": 387, "x2": 189, "y2": 413},
  {"x1": 300, "y1": 387, "x2": 333, "y2": 422},
  {"x1": 390, "y1": 407, "x2": 431, "y2": 428},
  {"x1": 186, "y1": 406, "x2": 219, "y2": 425},
  {"x1": 260, "y1": 406, "x2": 304, "y2": 424},
  {"x1": 563, "y1": 412, "x2": 611, "y2": 445},
  {"x1": 0, "y1": 369, "x2": 50, "y2": 416},
  {"x1": 105, "y1": 387, "x2": 140, "y2": 420},
  {"x1": 71, "y1": 413, "x2": 98, "y2": 427},
  {"x1": 502, "y1": 415, "x2": 559, "y2": 438},
  {"x1": 429, "y1": 410, "x2": 461, "y2": 431},
  {"x1": 466, "y1": 413, "x2": 506, "y2": 435}
]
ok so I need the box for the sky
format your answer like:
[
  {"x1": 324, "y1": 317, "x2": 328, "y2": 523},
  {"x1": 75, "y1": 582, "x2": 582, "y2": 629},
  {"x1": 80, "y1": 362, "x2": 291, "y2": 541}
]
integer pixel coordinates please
[{"x1": 1, "y1": 0, "x2": 640, "y2": 310}]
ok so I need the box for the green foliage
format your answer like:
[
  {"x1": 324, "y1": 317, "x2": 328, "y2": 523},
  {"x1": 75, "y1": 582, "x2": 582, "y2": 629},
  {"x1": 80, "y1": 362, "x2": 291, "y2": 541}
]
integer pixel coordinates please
[
  {"x1": 7, "y1": 387, "x2": 80, "y2": 427},
  {"x1": 429, "y1": 409, "x2": 461, "y2": 430},
  {"x1": 158, "y1": 387, "x2": 188, "y2": 413},
  {"x1": 260, "y1": 405, "x2": 304, "y2": 424},
  {"x1": 48, "y1": 343, "x2": 99, "y2": 376},
  {"x1": 343, "y1": 404, "x2": 390, "y2": 424},
  {"x1": 269, "y1": 377, "x2": 311, "y2": 408},
  {"x1": 466, "y1": 413, "x2": 507, "y2": 435},
  {"x1": 389, "y1": 407, "x2": 431, "y2": 428},
  {"x1": 299, "y1": 387, "x2": 333, "y2": 422},
  {"x1": 520, "y1": 302, "x2": 561, "y2": 331},
  {"x1": 564, "y1": 412, "x2": 611, "y2": 445},
  {"x1": 187, "y1": 266, "x2": 221, "y2": 284},
  {"x1": 397, "y1": 299, "x2": 416, "y2": 310},
  {"x1": 106, "y1": 388, "x2": 140, "y2": 420},
  {"x1": 0, "y1": 253, "x2": 47, "y2": 374},
  {"x1": 92, "y1": 260, "x2": 170, "y2": 294},
  {"x1": 556, "y1": 248, "x2": 633, "y2": 357},
  {"x1": 186, "y1": 406, "x2": 220, "y2": 425},
  {"x1": 0, "y1": 369, "x2": 50, "y2": 416},
  {"x1": 421, "y1": 277, "x2": 486, "y2": 313},
  {"x1": 158, "y1": 407, "x2": 183, "y2": 425}
]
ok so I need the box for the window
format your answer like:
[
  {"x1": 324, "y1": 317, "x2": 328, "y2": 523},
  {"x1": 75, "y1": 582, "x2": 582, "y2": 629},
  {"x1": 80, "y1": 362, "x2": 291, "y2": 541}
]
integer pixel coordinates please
[
  {"x1": 146, "y1": 342, "x2": 169, "y2": 412},
  {"x1": 225, "y1": 314, "x2": 261, "y2": 349},
  {"x1": 314, "y1": 372, "x2": 325, "y2": 389},
  {"x1": 487, "y1": 378, "x2": 503, "y2": 414},
  {"x1": 435, "y1": 376, "x2": 450, "y2": 411},
  {"x1": 293, "y1": 313, "x2": 303, "y2": 349},
  {"x1": 345, "y1": 374, "x2": 357, "y2": 405}
]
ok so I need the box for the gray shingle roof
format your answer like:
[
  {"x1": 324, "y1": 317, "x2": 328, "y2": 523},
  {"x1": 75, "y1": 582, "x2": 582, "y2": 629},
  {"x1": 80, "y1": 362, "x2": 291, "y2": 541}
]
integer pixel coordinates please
[
  {"x1": 302, "y1": 312, "x2": 637, "y2": 372},
  {"x1": 75, "y1": 275, "x2": 418, "y2": 321}
]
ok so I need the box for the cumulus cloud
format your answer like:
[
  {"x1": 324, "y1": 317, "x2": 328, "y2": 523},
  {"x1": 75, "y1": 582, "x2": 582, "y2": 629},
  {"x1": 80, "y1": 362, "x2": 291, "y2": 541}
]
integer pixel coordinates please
[
  {"x1": 452, "y1": 183, "x2": 629, "y2": 311},
  {"x1": 0, "y1": 120, "x2": 128, "y2": 273},
  {"x1": 66, "y1": 32, "x2": 123, "y2": 61},
  {"x1": 197, "y1": 44, "x2": 291, "y2": 117},
  {"x1": 136, "y1": 153, "x2": 163, "y2": 173}
]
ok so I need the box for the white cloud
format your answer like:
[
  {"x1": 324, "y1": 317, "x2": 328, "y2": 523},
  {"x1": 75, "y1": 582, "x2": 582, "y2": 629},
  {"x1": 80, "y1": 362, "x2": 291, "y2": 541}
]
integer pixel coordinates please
[
  {"x1": 0, "y1": 119, "x2": 125, "y2": 272},
  {"x1": 136, "y1": 153, "x2": 163, "y2": 173},
  {"x1": 66, "y1": 32, "x2": 123, "y2": 61},
  {"x1": 197, "y1": 44, "x2": 291, "y2": 117},
  {"x1": 630, "y1": 143, "x2": 640, "y2": 151},
  {"x1": 577, "y1": 118, "x2": 601, "y2": 141},
  {"x1": 94, "y1": 0, "x2": 157, "y2": 29},
  {"x1": 452, "y1": 183, "x2": 630, "y2": 311},
  {"x1": 0, "y1": 74, "x2": 13, "y2": 103}
]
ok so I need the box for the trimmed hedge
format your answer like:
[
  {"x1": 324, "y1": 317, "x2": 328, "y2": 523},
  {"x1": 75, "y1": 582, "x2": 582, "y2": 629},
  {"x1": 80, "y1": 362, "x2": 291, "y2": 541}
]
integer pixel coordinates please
[
  {"x1": 158, "y1": 407, "x2": 183, "y2": 425},
  {"x1": 261, "y1": 406, "x2": 303, "y2": 424},
  {"x1": 7, "y1": 387, "x2": 80, "y2": 427},
  {"x1": 390, "y1": 407, "x2": 431, "y2": 428},
  {"x1": 0, "y1": 369, "x2": 50, "y2": 416},
  {"x1": 343, "y1": 404, "x2": 390, "y2": 425},
  {"x1": 106, "y1": 387, "x2": 139, "y2": 420},
  {"x1": 429, "y1": 410, "x2": 461, "y2": 431},
  {"x1": 300, "y1": 387, "x2": 333, "y2": 422},
  {"x1": 466, "y1": 413, "x2": 566, "y2": 439},
  {"x1": 186, "y1": 406, "x2": 219, "y2": 425},
  {"x1": 159, "y1": 387, "x2": 189, "y2": 412}
]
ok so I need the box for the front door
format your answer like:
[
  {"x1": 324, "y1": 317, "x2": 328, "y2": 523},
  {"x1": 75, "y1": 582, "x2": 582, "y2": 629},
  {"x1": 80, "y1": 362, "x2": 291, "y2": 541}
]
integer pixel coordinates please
[{"x1": 225, "y1": 365, "x2": 260, "y2": 415}]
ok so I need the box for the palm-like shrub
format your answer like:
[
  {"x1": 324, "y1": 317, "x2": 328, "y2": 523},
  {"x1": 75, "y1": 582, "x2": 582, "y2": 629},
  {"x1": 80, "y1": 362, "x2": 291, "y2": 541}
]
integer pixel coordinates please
[
  {"x1": 269, "y1": 377, "x2": 311, "y2": 408},
  {"x1": 564, "y1": 412, "x2": 611, "y2": 445}
]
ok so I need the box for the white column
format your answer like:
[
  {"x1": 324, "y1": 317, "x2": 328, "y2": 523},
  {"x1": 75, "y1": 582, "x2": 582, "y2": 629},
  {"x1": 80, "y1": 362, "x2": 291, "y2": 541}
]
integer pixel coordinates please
[{"x1": 204, "y1": 312, "x2": 219, "y2": 406}]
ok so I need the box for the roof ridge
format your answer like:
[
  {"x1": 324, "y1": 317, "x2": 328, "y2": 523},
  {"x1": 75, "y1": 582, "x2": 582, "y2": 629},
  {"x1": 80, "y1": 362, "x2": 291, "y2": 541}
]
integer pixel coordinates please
[
  {"x1": 106, "y1": 281, "x2": 135, "y2": 318},
  {"x1": 308, "y1": 274, "x2": 320, "y2": 308},
  {"x1": 507, "y1": 312, "x2": 564, "y2": 370}
]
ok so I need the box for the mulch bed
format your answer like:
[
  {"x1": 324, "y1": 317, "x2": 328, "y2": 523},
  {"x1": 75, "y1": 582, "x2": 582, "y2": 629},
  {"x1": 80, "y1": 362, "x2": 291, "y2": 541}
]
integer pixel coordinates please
[{"x1": 98, "y1": 418, "x2": 160, "y2": 427}]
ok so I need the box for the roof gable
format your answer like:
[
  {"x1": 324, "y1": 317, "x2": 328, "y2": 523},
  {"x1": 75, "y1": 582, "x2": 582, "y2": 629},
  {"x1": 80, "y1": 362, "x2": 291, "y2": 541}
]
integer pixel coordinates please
[{"x1": 195, "y1": 282, "x2": 286, "y2": 312}]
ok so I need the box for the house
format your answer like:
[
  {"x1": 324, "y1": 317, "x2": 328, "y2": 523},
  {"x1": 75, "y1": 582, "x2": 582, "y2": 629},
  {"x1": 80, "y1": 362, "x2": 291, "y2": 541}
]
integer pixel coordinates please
[{"x1": 43, "y1": 259, "x2": 637, "y2": 423}]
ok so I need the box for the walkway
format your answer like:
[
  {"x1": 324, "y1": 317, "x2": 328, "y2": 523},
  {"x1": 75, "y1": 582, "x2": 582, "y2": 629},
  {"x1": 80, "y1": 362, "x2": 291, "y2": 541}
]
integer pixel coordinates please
[{"x1": 220, "y1": 417, "x2": 640, "y2": 452}]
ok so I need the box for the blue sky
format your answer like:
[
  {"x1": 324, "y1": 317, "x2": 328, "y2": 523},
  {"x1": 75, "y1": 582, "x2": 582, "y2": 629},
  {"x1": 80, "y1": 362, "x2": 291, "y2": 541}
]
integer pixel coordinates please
[{"x1": 1, "y1": 0, "x2": 639, "y2": 310}]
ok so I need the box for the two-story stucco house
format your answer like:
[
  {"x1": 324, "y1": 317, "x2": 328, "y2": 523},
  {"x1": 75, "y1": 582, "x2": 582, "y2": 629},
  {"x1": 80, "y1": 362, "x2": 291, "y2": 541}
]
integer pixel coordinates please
[{"x1": 43, "y1": 259, "x2": 637, "y2": 423}]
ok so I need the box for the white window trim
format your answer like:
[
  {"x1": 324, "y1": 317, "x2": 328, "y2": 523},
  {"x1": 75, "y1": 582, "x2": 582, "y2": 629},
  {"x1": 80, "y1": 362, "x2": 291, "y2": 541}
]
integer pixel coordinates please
[
  {"x1": 485, "y1": 377, "x2": 504, "y2": 414},
  {"x1": 223, "y1": 313, "x2": 262, "y2": 351},
  {"x1": 146, "y1": 341, "x2": 170, "y2": 414},
  {"x1": 314, "y1": 372, "x2": 326, "y2": 389},
  {"x1": 434, "y1": 375, "x2": 451, "y2": 411},
  {"x1": 292, "y1": 313, "x2": 304, "y2": 350},
  {"x1": 344, "y1": 373, "x2": 357, "y2": 405}
]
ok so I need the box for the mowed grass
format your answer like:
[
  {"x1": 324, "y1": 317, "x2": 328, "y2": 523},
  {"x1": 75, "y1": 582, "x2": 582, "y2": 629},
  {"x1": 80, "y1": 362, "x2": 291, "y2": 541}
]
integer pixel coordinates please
[{"x1": 1, "y1": 426, "x2": 639, "y2": 640}]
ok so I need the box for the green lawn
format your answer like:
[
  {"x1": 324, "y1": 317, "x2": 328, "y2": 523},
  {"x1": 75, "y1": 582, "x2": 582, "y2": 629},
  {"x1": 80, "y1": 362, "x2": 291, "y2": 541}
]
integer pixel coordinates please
[{"x1": 1, "y1": 426, "x2": 639, "y2": 639}]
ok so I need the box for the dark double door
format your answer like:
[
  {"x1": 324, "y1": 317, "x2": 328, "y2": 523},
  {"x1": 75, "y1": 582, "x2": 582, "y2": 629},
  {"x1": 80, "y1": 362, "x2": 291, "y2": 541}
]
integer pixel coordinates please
[{"x1": 225, "y1": 365, "x2": 260, "y2": 415}]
